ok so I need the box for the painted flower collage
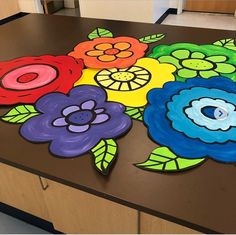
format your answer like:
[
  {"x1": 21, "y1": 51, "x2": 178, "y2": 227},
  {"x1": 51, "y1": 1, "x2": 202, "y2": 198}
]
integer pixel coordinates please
[{"x1": 1, "y1": 27, "x2": 236, "y2": 175}]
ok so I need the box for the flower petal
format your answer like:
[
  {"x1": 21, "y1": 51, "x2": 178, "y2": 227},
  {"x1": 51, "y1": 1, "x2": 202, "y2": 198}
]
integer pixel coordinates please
[
  {"x1": 158, "y1": 55, "x2": 181, "y2": 69},
  {"x1": 98, "y1": 54, "x2": 116, "y2": 62},
  {"x1": 95, "y1": 43, "x2": 113, "y2": 51},
  {"x1": 95, "y1": 108, "x2": 105, "y2": 114},
  {"x1": 62, "y1": 106, "x2": 80, "y2": 116},
  {"x1": 68, "y1": 124, "x2": 90, "y2": 133},
  {"x1": 92, "y1": 114, "x2": 109, "y2": 124},
  {"x1": 53, "y1": 117, "x2": 67, "y2": 127},
  {"x1": 215, "y1": 63, "x2": 236, "y2": 74},
  {"x1": 206, "y1": 55, "x2": 227, "y2": 63},
  {"x1": 172, "y1": 50, "x2": 190, "y2": 59},
  {"x1": 191, "y1": 52, "x2": 205, "y2": 59},
  {"x1": 114, "y1": 42, "x2": 131, "y2": 50},
  {"x1": 199, "y1": 70, "x2": 219, "y2": 78},
  {"x1": 116, "y1": 51, "x2": 133, "y2": 58},
  {"x1": 86, "y1": 50, "x2": 104, "y2": 57},
  {"x1": 177, "y1": 68, "x2": 197, "y2": 78},
  {"x1": 81, "y1": 100, "x2": 96, "y2": 110}
]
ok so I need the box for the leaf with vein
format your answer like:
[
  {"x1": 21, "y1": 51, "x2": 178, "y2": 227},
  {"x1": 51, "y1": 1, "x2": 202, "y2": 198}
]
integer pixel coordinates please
[
  {"x1": 139, "y1": 34, "x2": 165, "y2": 44},
  {"x1": 88, "y1": 28, "x2": 113, "y2": 40},
  {"x1": 1, "y1": 105, "x2": 40, "y2": 124},
  {"x1": 91, "y1": 139, "x2": 118, "y2": 175},
  {"x1": 136, "y1": 147, "x2": 206, "y2": 172}
]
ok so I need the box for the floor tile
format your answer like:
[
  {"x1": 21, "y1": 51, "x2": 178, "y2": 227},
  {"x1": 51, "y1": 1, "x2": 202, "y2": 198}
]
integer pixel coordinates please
[
  {"x1": 0, "y1": 212, "x2": 49, "y2": 234},
  {"x1": 162, "y1": 11, "x2": 236, "y2": 31},
  {"x1": 53, "y1": 8, "x2": 80, "y2": 17}
]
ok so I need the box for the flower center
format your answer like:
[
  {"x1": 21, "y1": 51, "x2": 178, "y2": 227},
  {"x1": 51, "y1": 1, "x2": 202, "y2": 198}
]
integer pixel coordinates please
[
  {"x1": 66, "y1": 110, "x2": 95, "y2": 125},
  {"x1": 182, "y1": 59, "x2": 214, "y2": 71},
  {"x1": 201, "y1": 106, "x2": 229, "y2": 120},
  {"x1": 111, "y1": 71, "x2": 135, "y2": 81},
  {"x1": 105, "y1": 48, "x2": 120, "y2": 55},
  {"x1": 17, "y1": 72, "x2": 38, "y2": 83}
]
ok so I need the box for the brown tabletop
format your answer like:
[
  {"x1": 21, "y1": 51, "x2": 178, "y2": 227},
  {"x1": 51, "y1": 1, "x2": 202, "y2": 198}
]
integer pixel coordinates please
[{"x1": 0, "y1": 14, "x2": 236, "y2": 233}]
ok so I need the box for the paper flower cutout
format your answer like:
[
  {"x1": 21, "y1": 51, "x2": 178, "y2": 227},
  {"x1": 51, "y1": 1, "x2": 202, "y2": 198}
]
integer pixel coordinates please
[
  {"x1": 68, "y1": 37, "x2": 148, "y2": 68},
  {"x1": 0, "y1": 55, "x2": 83, "y2": 105},
  {"x1": 144, "y1": 77, "x2": 236, "y2": 163},
  {"x1": 20, "y1": 85, "x2": 132, "y2": 158},
  {"x1": 149, "y1": 43, "x2": 236, "y2": 81},
  {"x1": 74, "y1": 58, "x2": 176, "y2": 107}
]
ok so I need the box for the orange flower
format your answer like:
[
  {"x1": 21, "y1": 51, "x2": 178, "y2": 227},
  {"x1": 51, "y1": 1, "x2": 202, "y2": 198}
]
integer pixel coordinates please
[{"x1": 68, "y1": 37, "x2": 148, "y2": 69}]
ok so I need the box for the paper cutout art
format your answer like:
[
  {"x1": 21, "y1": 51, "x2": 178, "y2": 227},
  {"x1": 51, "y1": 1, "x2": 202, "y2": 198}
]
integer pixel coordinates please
[
  {"x1": 149, "y1": 43, "x2": 236, "y2": 82},
  {"x1": 0, "y1": 55, "x2": 84, "y2": 105},
  {"x1": 136, "y1": 147, "x2": 205, "y2": 172},
  {"x1": 125, "y1": 107, "x2": 144, "y2": 121},
  {"x1": 68, "y1": 37, "x2": 148, "y2": 69},
  {"x1": 1, "y1": 105, "x2": 39, "y2": 123},
  {"x1": 144, "y1": 77, "x2": 236, "y2": 164},
  {"x1": 213, "y1": 38, "x2": 236, "y2": 51},
  {"x1": 74, "y1": 58, "x2": 176, "y2": 107},
  {"x1": 20, "y1": 85, "x2": 132, "y2": 174},
  {"x1": 91, "y1": 139, "x2": 117, "y2": 175},
  {"x1": 139, "y1": 34, "x2": 165, "y2": 44},
  {"x1": 88, "y1": 28, "x2": 113, "y2": 40}
]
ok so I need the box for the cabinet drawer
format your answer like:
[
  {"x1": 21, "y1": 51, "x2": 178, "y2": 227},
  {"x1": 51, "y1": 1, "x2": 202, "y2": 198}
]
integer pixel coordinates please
[
  {"x1": 42, "y1": 179, "x2": 138, "y2": 234},
  {"x1": 0, "y1": 163, "x2": 50, "y2": 221}
]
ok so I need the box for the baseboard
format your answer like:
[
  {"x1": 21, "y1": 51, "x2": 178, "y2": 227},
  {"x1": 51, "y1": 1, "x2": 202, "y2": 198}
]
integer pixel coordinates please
[
  {"x1": 0, "y1": 12, "x2": 29, "y2": 25},
  {"x1": 0, "y1": 203, "x2": 62, "y2": 234},
  {"x1": 155, "y1": 8, "x2": 178, "y2": 24}
]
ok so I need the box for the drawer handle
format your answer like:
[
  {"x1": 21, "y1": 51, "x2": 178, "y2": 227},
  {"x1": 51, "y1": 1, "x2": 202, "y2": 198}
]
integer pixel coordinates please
[{"x1": 39, "y1": 176, "x2": 49, "y2": 190}]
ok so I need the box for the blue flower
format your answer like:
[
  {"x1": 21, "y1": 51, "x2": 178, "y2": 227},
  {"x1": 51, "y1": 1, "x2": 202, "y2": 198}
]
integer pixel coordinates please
[{"x1": 144, "y1": 77, "x2": 236, "y2": 163}]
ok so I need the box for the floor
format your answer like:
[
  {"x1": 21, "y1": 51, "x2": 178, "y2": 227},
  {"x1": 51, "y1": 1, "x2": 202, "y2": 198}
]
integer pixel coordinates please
[
  {"x1": 1, "y1": 9, "x2": 235, "y2": 234},
  {"x1": 0, "y1": 212, "x2": 48, "y2": 234},
  {"x1": 162, "y1": 11, "x2": 236, "y2": 31},
  {"x1": 53, "y1": 7, "x2": 80, "y2": 17}
]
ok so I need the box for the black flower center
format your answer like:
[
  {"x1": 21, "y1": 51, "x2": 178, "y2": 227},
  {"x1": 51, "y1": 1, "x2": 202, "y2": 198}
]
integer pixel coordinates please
[
  {"x1": 201, "y1": 106, "x2": 228, "y2": 120},
  {"x1": 66, "y1": 110, "x2": 95, "y2": 125}
]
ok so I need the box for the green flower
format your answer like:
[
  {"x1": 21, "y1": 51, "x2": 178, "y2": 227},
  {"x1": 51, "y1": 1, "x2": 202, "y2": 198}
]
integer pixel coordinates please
[{"x1": 148, "y1": 43, "x2": 236, "y2": 82}]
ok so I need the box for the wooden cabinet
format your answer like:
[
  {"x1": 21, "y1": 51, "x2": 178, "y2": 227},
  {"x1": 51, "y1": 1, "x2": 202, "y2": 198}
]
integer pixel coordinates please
[
  {"x1": 0, "y1": 162, "x2": 202, "y2": 233},
  {"x1": 0, "y1": 163, "x2": 50, "y2": 221},
  {"x1": 140, "y1": 212, "x2": 200, "y2": 234},
  {"x1": 42, "y1": 179, "x2": 138, "y2": 234},
  {"x1": 185, "y1": 0, "x2": 236, "y2": 14}
]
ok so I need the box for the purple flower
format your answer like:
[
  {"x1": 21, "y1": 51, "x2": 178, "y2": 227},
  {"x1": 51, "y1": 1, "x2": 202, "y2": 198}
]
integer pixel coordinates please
[{"x1": 20, "y1": 85, "x2": 132, "y2": 157}]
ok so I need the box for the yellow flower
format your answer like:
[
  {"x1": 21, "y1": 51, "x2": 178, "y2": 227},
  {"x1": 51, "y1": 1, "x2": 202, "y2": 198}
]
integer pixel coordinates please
[{"x1": 74, "y1": 58, "x2": 176, "y2": 107}]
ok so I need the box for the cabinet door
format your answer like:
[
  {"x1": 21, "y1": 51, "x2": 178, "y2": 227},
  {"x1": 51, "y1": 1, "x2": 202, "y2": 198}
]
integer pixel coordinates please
[
  {"x1": 0, "y1": 163, "x2": 50, "y2": 221},
  {"x1": 140, "y1": 212, "x2": 200, "y2": 234},
  {"x1": 185, "y1": 0, "x2": 236, "y2": 14},
  {"x1": 43, "y1": 179, "x2": 138, "y2": 234}
]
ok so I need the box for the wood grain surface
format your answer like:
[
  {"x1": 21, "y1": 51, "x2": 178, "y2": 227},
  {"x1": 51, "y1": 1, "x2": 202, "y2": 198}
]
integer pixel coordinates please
[{"x1": 185, "y1": 0, "x2": 236, "y2": 14}]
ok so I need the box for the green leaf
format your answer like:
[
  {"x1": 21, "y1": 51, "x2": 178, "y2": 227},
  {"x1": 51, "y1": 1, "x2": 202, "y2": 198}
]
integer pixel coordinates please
[
  {"x1": 213, "y1": 38, "x2": 236, "y2": 51},
  {"x1": 1, "y1": 105, "x2": 40, "y2": 124},
  {"x1": 91, "y1": 139, "x2": 118, "y2": 175},
  {"x1": 125, "y1": 106, "x2": 144, "y2": 121},
  {"x1": 88, "y1": 28, "x2": 113, "y2": 40},
  {"x1": 136, "y1": 147, "x2": 206, "y2": 172},
  {"x1": 139, "y1": 34, "x2": 165, "y2": 44}
]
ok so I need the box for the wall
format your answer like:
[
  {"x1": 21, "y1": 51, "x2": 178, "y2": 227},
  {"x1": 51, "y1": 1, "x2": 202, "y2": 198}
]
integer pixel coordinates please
[
  {"x1": 154, "y1": 0, "x2": 170, "y2": 22},
  {"x1": 0, "y1": 0, "x2": 19, "y2": 20},
  {"x1": 169, "y1": 0, "x2": 178, "y2": 8},
  {"x1": 79, "y1": 0, "x2": 171, "y2": 23},
  {"x1": 17, "y1": 0, "x2": 47, "y2": 13}
]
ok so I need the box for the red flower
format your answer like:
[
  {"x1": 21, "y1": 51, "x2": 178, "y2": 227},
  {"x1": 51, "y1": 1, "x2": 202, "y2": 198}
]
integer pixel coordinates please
[
  {"x1": 68, "y1": 37, "x2": 148, "y2": 69},
  {"x1": 0, "y1": 55, "x2": 83, "y2": 105}
]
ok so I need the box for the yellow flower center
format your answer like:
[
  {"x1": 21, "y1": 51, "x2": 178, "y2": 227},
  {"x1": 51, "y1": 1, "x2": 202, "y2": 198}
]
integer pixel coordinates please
[{"x1": 111, "y1": 72, "x2": 135, "y2": 81}]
